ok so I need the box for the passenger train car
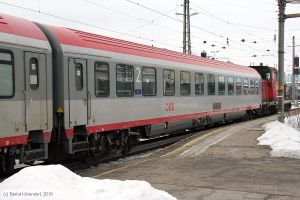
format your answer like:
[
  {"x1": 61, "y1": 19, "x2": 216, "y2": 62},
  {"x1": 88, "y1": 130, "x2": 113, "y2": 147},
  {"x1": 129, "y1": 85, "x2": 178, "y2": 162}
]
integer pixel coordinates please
[{"x1": 0, "y1": 13, "x2": 262, "y2": 173}]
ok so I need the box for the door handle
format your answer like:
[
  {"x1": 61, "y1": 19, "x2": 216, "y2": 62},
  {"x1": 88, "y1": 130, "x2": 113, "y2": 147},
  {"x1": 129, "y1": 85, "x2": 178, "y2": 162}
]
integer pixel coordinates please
[
  {"x1": 88, "y1": 91, "x2": 92, "y2": 120},
  {"x1": 28, "y1": 97, "x2": 33, "y2": 103},
  {"x1": 83, "y1": 97, "x2": 87, "y2": 105}
]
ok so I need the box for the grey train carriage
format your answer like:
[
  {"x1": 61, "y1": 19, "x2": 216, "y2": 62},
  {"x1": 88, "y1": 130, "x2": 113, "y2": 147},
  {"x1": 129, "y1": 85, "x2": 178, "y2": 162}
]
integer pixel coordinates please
[{"x1": 0, "y1": 13, "x2": 262, "y2": 173}]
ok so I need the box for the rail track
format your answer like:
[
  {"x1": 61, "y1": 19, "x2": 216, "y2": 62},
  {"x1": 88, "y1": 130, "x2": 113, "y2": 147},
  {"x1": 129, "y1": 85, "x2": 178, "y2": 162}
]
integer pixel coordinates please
[{"x1": 1, "y1": 107, "x2": 299, "y2": 181}]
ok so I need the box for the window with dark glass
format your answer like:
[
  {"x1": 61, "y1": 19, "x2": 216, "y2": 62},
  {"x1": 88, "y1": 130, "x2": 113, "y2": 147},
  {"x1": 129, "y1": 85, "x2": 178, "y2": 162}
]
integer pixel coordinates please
[
  {"x1": 180, "y1": 71, "x2": 191, "y2": 96},
  {"x1": 266, "y1": 73, "x2": 271, "y2": 80},
  {"x1": 95, "y1": 62, "x2": 109, "y2": 97},
  {"x1": 250, "y1": 79, "x2": 255, "y2": 95},
  {"x1": 218, "y1": 75, "x2": 225, "y2": 95},
  {"x1": 228, "y1": 77, "x2": 234, "y2": 95},
  {"x1": 0, "y1": 52, "x2": 13, "y2": 97},
  {"x1": 142, "y1": 67, "x2": 156, "y2": 96},
  {"x1": 243, "y1": 78, "x2": 249, "y2": 95},
  {"x1": 255, "y1": 80, "x2": 259, "y2": 94},
  {"x1": 75, "y1": 63, "x2": 83, "y2": 91},
  {"x1": 236, "y1": 78, "x2": 242, "y2": 95},
  {"x1": 195, "y1": 73, "x2": 204, "y2": 95},
  {"x1": 208, "y1": 74, "x2": 215, "y2": 95},
  {"x1": 163, "y1": 69, "x2": 175, "y2": 96},
  {"x1": 116, "y1": 64, "x2": 134, "y2": 97},
  {"x1": 29, "y1": 57, "x2": 39, "y2": 90}
]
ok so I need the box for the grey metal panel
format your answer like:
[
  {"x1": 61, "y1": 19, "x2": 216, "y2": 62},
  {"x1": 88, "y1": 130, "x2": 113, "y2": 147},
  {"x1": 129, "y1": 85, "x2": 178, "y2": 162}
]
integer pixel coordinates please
[
  {"x1": 24, "y1": 52, "x2": 48, "y2": 131},
  {"x1": 68, "y1": 58, "x2": 88, "y2": 126},
  {"x1": 0, "y1": 101, "x2": 25, "y2": 137},
  {"x1": 0, "y1": 40, "x2": 52, "y2": 138},
  {"x1": 59, "y1": 51, "x2": 261, "y2": 131}
]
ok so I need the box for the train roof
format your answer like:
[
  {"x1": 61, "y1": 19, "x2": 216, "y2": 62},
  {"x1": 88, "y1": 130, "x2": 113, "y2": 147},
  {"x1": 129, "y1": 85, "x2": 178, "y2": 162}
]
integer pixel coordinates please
[
  {"x1": 0, "y1": 13, "x2": 259, "y2": 76},
  {"x1": 44, "y1": 24, "x2": 259, "y2": 75},
  {"x1": 0, "y1": 13, "x2": 47, "y2": 41}
]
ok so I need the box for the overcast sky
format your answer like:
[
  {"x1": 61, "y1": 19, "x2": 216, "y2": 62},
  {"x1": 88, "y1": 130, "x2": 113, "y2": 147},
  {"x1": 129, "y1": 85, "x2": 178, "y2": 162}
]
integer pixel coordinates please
[{"x1": 1, "y1": 0, "x2": 300, "y2": 74}]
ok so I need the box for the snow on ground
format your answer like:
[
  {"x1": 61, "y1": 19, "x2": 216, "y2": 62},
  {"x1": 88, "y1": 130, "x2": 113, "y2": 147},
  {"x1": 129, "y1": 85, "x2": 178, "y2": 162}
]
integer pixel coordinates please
[
  {"x1": 258, "y1": 117, "x2": 300, "y2": 159},
  {"x1": 0, "y1": 165, "x2": 176, "y2": 200}
]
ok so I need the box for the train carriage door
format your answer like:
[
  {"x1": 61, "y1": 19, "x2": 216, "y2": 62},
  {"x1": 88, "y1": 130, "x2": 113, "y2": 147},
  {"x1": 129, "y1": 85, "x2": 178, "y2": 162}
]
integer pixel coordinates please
[
  {"x1": 24, "y1": 52, "x2": 48, "y2": 131},
  {"x1": 68, "y1": 58, "x2": 88, "y2": 126}
]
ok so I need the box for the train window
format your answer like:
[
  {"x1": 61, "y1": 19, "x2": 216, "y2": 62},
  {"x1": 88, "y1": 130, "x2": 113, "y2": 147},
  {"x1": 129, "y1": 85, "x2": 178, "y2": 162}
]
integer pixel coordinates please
[
  {"x1": 243, "y1": 78, "x2": 249, "y2": 95},
  {"x1": 195, "y1": 73, "x2": 204, "y2": 95},
  {"x1": 255, "y1": 80, "x2": 259, "y2": 94},
  {"x1": 0, "y1": 51, "x2": 13, "y2": 97},
  {"x1": 236, "y1": 78, "x2": 242, "y2": 95},
  {"x1": 116, "y1": 64, "x2": 134, "y2": 97},
  {"x1": 75, "y1": 63, "x2": 83, "y2": 91},
  {"x1": 180, "y1": 71, "x2": 191, "y2": 96},
  {"x1": 207, "y1": 74, "x2": 215, "y2": 95},
  {"x1": 228, "y1": 77, "x2": 234, "y2": 95},
  {"x1": 142, "y1": 67, "x2": 156, "y2": 96},
  {"x1": 29, "y1": 57, "x2": 39, "y2": 90},
  {"x1": 218, "y1": 76, "x2": 225, "y2": 95},
  {"x1": 266, "y1": 73, "x2": 271, "y2": 81},
  {"x1": 163, "y1": 69, "x2": 175, "y2": 96},
  {"x1": 250, "y1": 79, "x2": 255, "y2": 95},
  {"x1": 95, "y1": 62, "x2": 109, "y2": 97}
]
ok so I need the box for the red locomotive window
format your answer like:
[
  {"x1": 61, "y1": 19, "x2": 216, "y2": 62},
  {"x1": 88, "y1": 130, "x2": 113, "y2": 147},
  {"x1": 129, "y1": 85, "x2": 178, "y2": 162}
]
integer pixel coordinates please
[{"x1": 29, "y1": 57, "x2": 39, "y2": 91}]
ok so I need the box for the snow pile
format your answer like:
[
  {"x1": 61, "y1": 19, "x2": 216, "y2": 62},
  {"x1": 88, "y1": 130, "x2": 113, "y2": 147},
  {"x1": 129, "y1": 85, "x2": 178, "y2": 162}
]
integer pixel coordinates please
[
  {"x1": 285, "y1": 114, "x2": 300, "y2": 130},
  {"x1": 0, "y1": 165, "x2": 176, "y2": 200},
  {"x1": 258, "y1": 121, "x2": 300, "y2": 159}
]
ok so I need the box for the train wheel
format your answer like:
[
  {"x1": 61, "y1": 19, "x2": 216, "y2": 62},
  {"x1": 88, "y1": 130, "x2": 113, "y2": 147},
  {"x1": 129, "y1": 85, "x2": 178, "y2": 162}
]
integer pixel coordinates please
[
  {"x1": 121, "y1": 135, "x2": 132, "y2": 155},
  {"x1": 144, "y1": 125, "x2": 151, "y2": 138},
  {"x1": 3, "y1": 154, "x2": 15, "y2": 173},
  {"x1": 96, "y1": 135, "x2": 109, "y2": 156}
]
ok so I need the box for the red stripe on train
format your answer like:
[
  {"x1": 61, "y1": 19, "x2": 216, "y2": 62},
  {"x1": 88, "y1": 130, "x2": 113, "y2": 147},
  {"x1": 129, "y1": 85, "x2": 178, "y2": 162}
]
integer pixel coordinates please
[
  {"x1": 83, "y1": 105, "x2": 260, "y2": 135},
  {"x1": 0, "y1": 105, "x2": 260, "y2": 146},
  {"x1": 0, "y1": 131, "x2": 52, "y2": 148}
]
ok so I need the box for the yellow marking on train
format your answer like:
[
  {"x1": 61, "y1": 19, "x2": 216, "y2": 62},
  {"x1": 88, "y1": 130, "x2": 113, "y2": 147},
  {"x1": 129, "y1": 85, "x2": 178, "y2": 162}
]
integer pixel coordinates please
[
  {"x1": 56, "y1": 106, "x2": 63, "y2": 113},
  {"x1": 159, "y1": 129, "x2": 221, "y2": 158},
  {"x1": 277, "y1": 86, "x2": 284, "y2": 91}
]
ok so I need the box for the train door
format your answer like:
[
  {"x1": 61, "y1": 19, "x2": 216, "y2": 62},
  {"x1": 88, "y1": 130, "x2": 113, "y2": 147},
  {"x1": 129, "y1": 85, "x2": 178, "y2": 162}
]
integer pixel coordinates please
[
  {"x1": 24, "y1": 52, "x2": 48, "y2": 131},
  {"x1": 68, "y1": 58, "x2": 88, "y2": 126}
]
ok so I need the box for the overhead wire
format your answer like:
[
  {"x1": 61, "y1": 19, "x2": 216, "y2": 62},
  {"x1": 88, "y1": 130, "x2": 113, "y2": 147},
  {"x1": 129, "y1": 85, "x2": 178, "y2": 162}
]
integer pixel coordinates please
[
  {"x1": 123, "y1": 0, "x2": 274, "y2": 54},
  {"x1": 0, "y1": 0, "x2": 278, "y2": 61},
  {"x1": 0, "y1": 1, "x2": 182, "y2": 49}
]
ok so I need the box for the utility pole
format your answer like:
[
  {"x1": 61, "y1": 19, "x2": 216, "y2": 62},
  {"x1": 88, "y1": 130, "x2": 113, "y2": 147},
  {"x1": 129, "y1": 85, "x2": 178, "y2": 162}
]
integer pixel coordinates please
[
  {"x1": 277, "y1": 0, "x2": 286, "y2": 123},
  {"x1": 176, "y1": 0, "x2": 198, "y2": 54},
  {"x1": 183, "y1": 0, "x2": 187, "y2": 54},
  {"x1": 186, "y1": 0, "x2": 191, "y2": 54},
  {"x1": 277, "y1": 0, "x2": 300, "y2": 123},
  {"x1": 292, "y1": 36, "x2": 296, "y2": 104}
]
